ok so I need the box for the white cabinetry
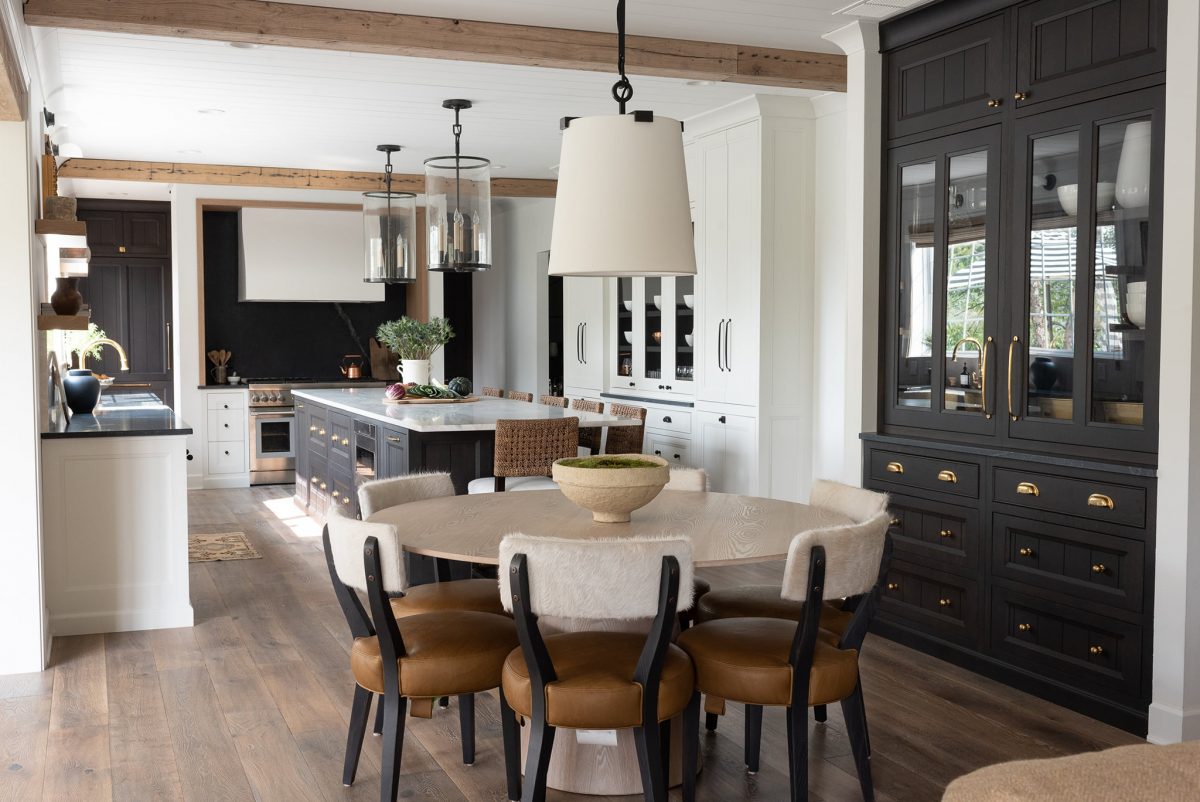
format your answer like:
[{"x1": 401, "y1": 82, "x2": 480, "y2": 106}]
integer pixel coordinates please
[
  {"x1": 202, "y1": 389, "x2": 249, "y2": 488},
  {"x1": 563, "y1": 276, "x2": 605, "y2": 393},
  {"x1": 696, "y1": 411, "x2": 757, "y2": 495}
]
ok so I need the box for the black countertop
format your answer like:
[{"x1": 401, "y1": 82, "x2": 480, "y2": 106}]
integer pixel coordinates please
[{"x1": 42, "y1": 393, "x2": 193, "y2": 439}]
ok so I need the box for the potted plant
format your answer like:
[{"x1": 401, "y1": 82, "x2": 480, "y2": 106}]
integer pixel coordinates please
[
  {"x1": 60, "y1": 323, "x2": 109, "y2": 414},
  {"x1": 375, "y1": 316, "x2": 454, "y2": 385}
]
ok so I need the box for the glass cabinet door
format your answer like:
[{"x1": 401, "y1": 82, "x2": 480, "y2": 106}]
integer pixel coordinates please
[
  {"x1": 614, "y1": 277, "x2": 635, "y2": 384},
  {"x1": 1009, "y1": 89, "x2": 1161, "y2": 452},
  {"x1": 670, "y1": 276, "x2": 696, "y2": 386},
  {"x1": 884, "y1": 126, "x2": 1001, "y2": 435}
]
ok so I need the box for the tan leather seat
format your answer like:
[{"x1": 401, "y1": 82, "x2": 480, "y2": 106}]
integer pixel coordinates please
[
  {"x1": 697, "y1": 585, "x2": 854, "y2": 636},
  {"x1": 677, "y1": 617, "x2": 859, "y2": 707},
  {"x1": 502, "y1": 631, "x2": 695, "y2": 729},
  {"x1": 351, "y1": 611, "x2": 517, "y2": 697},
  {"x1": 389, "y1": 578, "x2": 506, "y2": 618}
]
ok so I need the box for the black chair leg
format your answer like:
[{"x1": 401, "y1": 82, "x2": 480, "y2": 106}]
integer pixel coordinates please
[
  {"x1": 379, "y1": 693, "x2": 408, "y2": 802},
  {"x1": 842, "y1": 685, "x2": 874, "y2": 802},
  {"x1": 814, "y1": 704, "x2": 827, "y2": 723},
  {"x1": 705, "y1": 712, "x2": 719, "y2": 732},
  {"x1": 633, "y1": 722, "x2": 667, "y2": 802},
  {"x1": 459, "y1": 694, "x2": 475, "y2": 765},
  {"x1": 744, "y1": 704, "x2": 763, "y2": 773},
  {"x1": 439, "y1": 696, "x2": 450, "y2": 708},
  {"x1": 522, "y1": 718, "x2": 555, "y2": 802},
  {"x1": 682, "y1": 692, "x2": 700, "y2": 802},
  {"x1": 342, "y1": 685, "x2": 373, "y2": 786},
  {"x1": 499, "y1": 693, "x2": 522, "y2": 802},
  {"x1": 373, "y1": 693, "x2": 384, "y2": 735},
  {"x1": 659, "y1": 720, "x2": 671, "y2": 787},
  {"x1": 787, "y1": 704, "x2": 809, "y2": 802}
]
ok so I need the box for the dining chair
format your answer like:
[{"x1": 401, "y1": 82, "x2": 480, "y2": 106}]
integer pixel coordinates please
[
  {"x1": 498, "y1": 534, "x2": 699, "y2": 802},
  {"x1": 482, "y1": 386, "x2": 504, "y2": 398},
  {"x1": 570, "y1": 398, "x2": 605, "y2": 454},
  {"x1": 323, "y1": 513, "x2": 520, "y2": 802},
  {"x1": 664, "y1": 468, "x2": 711, "y2": 630},
  {"x1": 466, "y1": 417, "x2": 579, "y2": 494},
  {"x1": 538, "y1": 395, "x2": 569, "y2": 408},
  {"x1": 604, "y1": 402, "x2": 647, "y2": 454},
  {"x1": 506, "y1": 390, "x2": 534, "y2": 402},
  {"x1": 677, "y1": 512, "x2": 892, "y2": 802}
]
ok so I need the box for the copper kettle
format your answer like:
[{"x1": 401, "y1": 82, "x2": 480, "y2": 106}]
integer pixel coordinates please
[{"x1": 340, "y1": 354, "x2": 364, "y2": 380}]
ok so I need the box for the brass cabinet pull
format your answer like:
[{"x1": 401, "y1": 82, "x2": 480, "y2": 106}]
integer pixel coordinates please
[
  {"x1": 341, "y1": 496, "x2": 350, "y2": 505},
  {"x1": 331, "y1": 434, "x2": 338, "y2": 442},
  {"x1": 1089, "y1": 645, "x2": 1105, "y2": 656},
  {"x1": 386, "y1": 435, "x2": 403, "y2": 443},
  {"x1": 886, "y1": 582, "x2": 900, "y2": 591},
  {"x1": 309, "y1": 425, "x2": 317, "y2": 432},
  {"x1": 981, "y1": 336, "x2": 994, "y2": 418},
  {"x1": 1016, "y1": 481, "x2": 1040, "y2": 497},
  {"x1": 1018, "y1": 547, "x2": 1035, "y2": 557},
  {"x1": 986, "y1": 98, "x2": 1002, "y2": 108},
  {"x1": 1007, "y1": 336, "x2": 1020, "y2": 421},
  {"x1": 1092, "y1": 563, "x2": 1107, "y2": 575},
  {"x1": 938, "y1": 597, "x2": 953, "y2": 607},
  {"x1": 310, "y1": 476, "x2": 318, "y2": 484},
  {"x1": 1017, "y1": 623, "x2": 1033, "y2": 632},
  {"x1": 1087, "y1": 493, "x2": 1115, "y2": 510},
  {"x1": 889, "y1": 517, "x2": 902, "y2": 527},
  {"x1": 332, "y1": 490, "x2": 340, "y2": 498},
  {"x1": 937, "y1": 469, "x2": 958, "y2": 484},
  {"x1": 939, "y1": 529, "x2": 954, "y2": 538},
  {"x1": 341, "y1": 438, "x2": 350, "y2": 446},
  {"x1": 319, "y1": 482, "x2": 327, "y2": 490},
  {"x1": 885, "y1": 461, "x2": 904, "y2": 474},
  {"x1": 318, "y1": 429, "x2": 326, "y2": 436},
  {"x1": 1013, "y1": 91, "x2": 1028, "y2": 101}
]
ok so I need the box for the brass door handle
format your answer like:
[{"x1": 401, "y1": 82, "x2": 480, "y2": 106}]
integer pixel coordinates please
[
  {"x1": 1087, "y1": 493, "x2": 1115, "y2": 510},
  {"x1": 1089, "y1": 645, "x2": 1105, "y2": 656},
  {"x1": 885, "y1": 461, "x2": 904, "y2": 474},
  {"x1": 939, "y1": 529, "x2": 954, "y2": 538},
  {"x1": 1092, "y1": 563, "x2": 1107, "y2": 574},
  {"x1": 937, "y1": 470, "x2": 958, "y2": 484},
  {"x1": 1007, "y1": 336, "x2": 1020, "y2": 421},
  {"x1": 981, "y1": 336, "x2": 994, "y2": 419},
  {"x1": 1018, "y1": 547, "x2": 1035, "y2": 557},
  {"x1": 1017, "y1": 623, "x2": 1032, "y2": 632},
  {"x1": 1016, "y1": 481, "x2": 1040, "y2": 497}
]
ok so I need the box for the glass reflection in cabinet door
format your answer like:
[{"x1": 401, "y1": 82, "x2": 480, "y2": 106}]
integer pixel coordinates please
[
  {"x1": 644, "y1": 277, "x2": 662, "y2": 381},
  {"x1": 616, "y1": 277, "x2": 633, "y2": 377},
  {"x1": 1091, "y1": 117, "x2": 1151, "y2": 427},
  {"x1": 1026, "y1": 131, "x2": 1080, "y2": 421},
  {"x1": 896, "y1": 161, "x2": 936, "y2": 409},
  {"x1": 944, "y1": 150, "x2": 990, "y2": 415},
  {"x1": 674, "y1": 276, "x2": 695, "y2": 382}
]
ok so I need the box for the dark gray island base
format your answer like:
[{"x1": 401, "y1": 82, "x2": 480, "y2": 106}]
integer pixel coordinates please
[{"x1": 42, "y1": 393, "x2": 193, "y2": 439}]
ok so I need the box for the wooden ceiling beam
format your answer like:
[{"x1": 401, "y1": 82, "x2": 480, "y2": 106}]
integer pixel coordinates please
[
  {"x1": 23, "y1": 0, "x2": 846, "y2": 92},
  {"x1": 0, "y1": 12, "x2": 29, "y2": 121},
  {"x1": 56, "y1": 157, "x2": 558, "y2": 198}
]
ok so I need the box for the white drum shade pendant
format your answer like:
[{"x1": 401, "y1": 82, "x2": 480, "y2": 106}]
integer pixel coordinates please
[
  {"x1": 426, "y1": 99, "x2": 492, "y2": 271},
  {"x1": 363, "y1": 144, "x2": 417, "y2": 284},
  {"x1": 548, "y1": 0, "x2": 696, "y2": 278}
]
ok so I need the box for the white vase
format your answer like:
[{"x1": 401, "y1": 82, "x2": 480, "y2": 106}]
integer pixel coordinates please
[
  {"x1": 400, "y1": 359, "x2": 431, "y2": 385},
  {"x1": 1115, "y1": 121, "x2": 1152, "y2": 210}
]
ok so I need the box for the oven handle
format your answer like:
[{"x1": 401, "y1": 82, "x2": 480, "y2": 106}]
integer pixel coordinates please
[{"x1": 251, "y1": 411, "x2": 296, "y2": 420}]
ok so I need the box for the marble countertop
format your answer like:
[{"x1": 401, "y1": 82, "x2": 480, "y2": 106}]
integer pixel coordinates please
[
  {"x1": 42, "y1": 393, "x2": 193, "y2": 439},
  {"x1": 293, "y1": 388, "x2": 638, "y2": 433}
]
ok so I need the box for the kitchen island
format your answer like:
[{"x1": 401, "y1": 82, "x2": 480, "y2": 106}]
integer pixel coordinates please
[{"x1": 40, "y1": 393, "x2": 193, "y2": 637}]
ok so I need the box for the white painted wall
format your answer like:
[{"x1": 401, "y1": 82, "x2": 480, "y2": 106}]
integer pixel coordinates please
[
  {"x1": 471, "y1": 247, "x2": 507, "y2": 392},
  {"x1": 1150, "y1": 0, "x2": 1200, "y2": 744},
  {"x1": 492, "y1": 197, "x2": 554, "y2": 398}
]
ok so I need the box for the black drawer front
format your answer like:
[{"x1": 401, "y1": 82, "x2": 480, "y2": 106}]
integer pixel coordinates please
[
  {"x1": 991, "y1": 586, "x2": 1142, "y2": 699},
  {"x1": 992, "y1": 466, "x2": 1147, "y2": 528},
  {"x1": 882, "y1": 492, "x2": 980, "y2": 574},
  {"x1": 869, "y1": 448, "x2": 981, "y2": 499},
  {"x1": 992, "y1": 513, "x2": 1145, "y2": 613},
  {"x1": 879, "y1": 559, "x2": 980, "y2": 648}
]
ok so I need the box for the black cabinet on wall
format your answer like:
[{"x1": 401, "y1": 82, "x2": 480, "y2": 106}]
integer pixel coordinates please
[{"x1": 871, "y1": 0, "x2": 1163, "y2": 734}]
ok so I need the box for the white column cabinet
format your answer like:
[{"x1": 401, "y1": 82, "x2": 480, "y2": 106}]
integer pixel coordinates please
[
  {"x1": 563, "y1": 276, "x2": 605, "y2": 393},
  {"x1": 695, "y1": 410, "x2": 757, "y2": 495}
]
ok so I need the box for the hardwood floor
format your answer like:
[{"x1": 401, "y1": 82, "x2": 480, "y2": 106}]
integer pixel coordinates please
[{"x1": 0, "y1": 486, "x2": 1139, "y2": 801}]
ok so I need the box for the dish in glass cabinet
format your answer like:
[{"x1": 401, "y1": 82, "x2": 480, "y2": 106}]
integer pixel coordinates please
[
  {"x1": 683, "y1": 294, "x2": 694, "y2": 309},
  {"x1": 623, "y1": 331, "x2": 634, "y2": 344},
  {"x1": 652, "y1": 295, "x2": 662, "y2": 310},
  {"x1": 623, "y1": 299, "x2": 633, "y2": 312},
  {"x1": 684, "y1": 333, "x2": 694, "y2": 347}
]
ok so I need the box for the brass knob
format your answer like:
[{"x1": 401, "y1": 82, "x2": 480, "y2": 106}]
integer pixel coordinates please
[
  {"x1": 341, "y1": 438, "x2": 349, "y2": 446},
  {"x1": 889, "y1": 517, "x2": 901, "y2": 527},
  {"x1": 118, "y1": 245, "x2": 127, "y2": 253},
  {"x1": 886, "y1": 582, "x2": 900, "y2": 591},
  {"x1": 1018, "y1": 547, "x2": 1035, "y2": 557},
  {"x1": 1092, "y1": 563, "x2": 1107, "y2": 575},
  {"x1": 310, "y1": 477, "x2": 318, "y2": 484},
  {"x1": 938, "y1": 598, "x2": 952, "y2": 607},
  {"x1": 937, "y1": 469, "x2": 958, "y2": 484},
  {"x1": 1016, "y1": 481, "x2": 1040, "y2": 497},
  {"x1": 1017, "y1": 623, "x2": 1032, "y2": 632},
  {"x1": 318, "y1": 429, "x2": 326, "y2": 436},
  {"x1": 885, "y1": 461, "x2": 904, "y2": 474},
  {"x1": 319, "y1": 482, "x2": 327, "y2": 490},
  {"x1": 1087, "y1": 493, "x2": 1115, "y2": 510},
  {"x1": 1089, "y1": 645, "x2": 1105, "y2": 656},
  {"x1": 986, "y1": 98, "x2": 1002, "y2": 108},
  {"x1": 341, "y1": 496, "x2": 350, "y2": 505},
  {"x1": 1013, "y1": 91, "x2": 1028, "y2": 101},
  {"x1": 332, "y1": 490, "x2": 339, "y2": 498},
  {"x1": 939, "y1": 529, "x2": 954, "y2": 538},
  {"x1": 331, "y1": 434, "x2": 338, "y2": 442},
  {"x1": 310, "y1": 425, "x2": 317, "y2": 432}
]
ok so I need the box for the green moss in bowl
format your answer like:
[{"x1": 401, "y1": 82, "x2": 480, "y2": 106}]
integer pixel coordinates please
[{"x1": 558, "y1": 456, "x2": 660, "y2": 469}]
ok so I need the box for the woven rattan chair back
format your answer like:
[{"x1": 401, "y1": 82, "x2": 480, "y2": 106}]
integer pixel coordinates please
[
  {"x1": 482, "y1": 386, "x2": 504, "y2": 398},
  {"x1": 538, "y1": 395, "x2": 569, "y2": 408},
  {"x1": 571, "y1": 398, "x2": 605, "y2": 454},
  {"x1": 506, "y1": 390, "x2": 533, "y2": 402},
  {"x1": 494, "y1": 417, "x2": 579, "y2": 478},
  {"x1": 603, "y1": 403, "x2": 647, "y2": 455}
]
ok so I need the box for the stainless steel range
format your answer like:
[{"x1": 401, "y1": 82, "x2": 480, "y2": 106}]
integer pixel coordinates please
[{"x1": 247, "y1": 380, "x2": 384, "y2": 485}]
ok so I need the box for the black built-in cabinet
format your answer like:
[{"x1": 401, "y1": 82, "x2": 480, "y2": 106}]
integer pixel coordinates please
[{"x1": 870, "y1": 0, "x2": 1163, "y2": 733}]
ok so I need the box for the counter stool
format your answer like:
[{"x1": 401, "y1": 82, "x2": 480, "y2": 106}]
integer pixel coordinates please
[
  {"x1": 482, "y1": 386, "x2": 504, "y2": 398},
  {"x1": 571, "y1": 398, "x2": 605, "y2": 454},
  {"x1": 466, "y1": 417, "x2": 578, "y2": 494},
  {"x1": 603, "y1": 402, "x2": 647, "y2": 455},
  {"x1": 538, "y1": 395, "x2": 569, "y2": 408},
  {"x1": 506, "y1": 390, "x2": 534, "y2": 402}
]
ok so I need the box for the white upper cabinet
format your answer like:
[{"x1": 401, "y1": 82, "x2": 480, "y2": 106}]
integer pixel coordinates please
[{"x1": 562, "y1": 275, "x2": 605, "y2": 393}]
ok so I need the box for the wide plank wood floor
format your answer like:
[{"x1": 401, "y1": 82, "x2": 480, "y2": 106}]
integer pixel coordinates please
[{"x1": 0, "y1": 486, "x2": 1140, "y2": 801}]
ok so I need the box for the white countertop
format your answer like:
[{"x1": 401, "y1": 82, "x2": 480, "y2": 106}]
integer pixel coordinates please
[{"x1": 292, "y1": 388, "x2": 638, "y2": 433}]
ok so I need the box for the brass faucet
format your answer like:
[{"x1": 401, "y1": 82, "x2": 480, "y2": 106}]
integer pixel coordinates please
[
  {"x1": 950, "y1": 337, "x2": 983, "y2": 361},
  {"x1": 78, "y1": 338, "x2": 131, "y2": 371}
]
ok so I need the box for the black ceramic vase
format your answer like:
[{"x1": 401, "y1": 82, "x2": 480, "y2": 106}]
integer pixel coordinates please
[
  {"x1": 50, "y1": 277, "x2": 84, "y2": 315},
  {"x1": 63, "y1": 369, "x2": 101, "y2": 415},
  {"x1": 1029, "y1": 356, "x2": 1058, "y2": 392}
]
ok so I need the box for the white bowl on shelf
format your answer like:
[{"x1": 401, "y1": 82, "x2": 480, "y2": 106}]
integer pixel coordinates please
[
  {"x1": 683, "y1": 294, "x2": 694, "y2": 309},
  {"x1": 1056, "y1": 182, "x2": 1116, "y2": 217},
  {"x1": 622, "y1": 300, "x2": 633, "y2": 312},
  {"x1": 684, "y1": 334, "x2": 694, "y2": 347},
  {"x1": 623, "y1": 331, "x2": 634, "y2": 344},
  {"x1": 1125, "y1": 281, "x2": 1147, "y2": 329},
  {"x1": 652, "y1": 295, "x2": 662, "y2": 310}
]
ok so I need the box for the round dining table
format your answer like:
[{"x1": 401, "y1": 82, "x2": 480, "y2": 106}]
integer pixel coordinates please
[{"x1": 366, "y1": 488, "x2": 852, "y2": 796}]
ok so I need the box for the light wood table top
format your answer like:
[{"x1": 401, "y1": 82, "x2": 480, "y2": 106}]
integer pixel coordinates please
[{"x1": 366, "y1": 489, "x2": 852, "y2": 567}]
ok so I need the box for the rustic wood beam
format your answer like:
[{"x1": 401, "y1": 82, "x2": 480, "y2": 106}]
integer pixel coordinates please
[
  {"x1": 0, "y1": 11, "x2": 28, "y2": 121},
  {"x1": 24, "y1": 0, "x2": 846, "y2": 92},
  {"x1": 57, "y1": 157, "x2": 558, "y2": 198}
]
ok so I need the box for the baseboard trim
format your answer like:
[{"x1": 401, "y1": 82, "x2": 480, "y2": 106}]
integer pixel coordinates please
[
  {"x1": 1147, "y1": 702, "x2": 1200, "y2": 744},
  {"x1": 203, "y1": 474, "x2": 250, "y2": 490},
  {"x1": 50, "y1": 605, "x2": 194, "y2": 637}
]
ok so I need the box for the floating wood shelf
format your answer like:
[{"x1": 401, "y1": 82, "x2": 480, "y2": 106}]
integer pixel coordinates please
[
  {"x1": 35, "y1": 219, "x2": 87, "y2": 237},
  {"x1": 38, "y1": 313, "x2": 90, "y2": 331}
]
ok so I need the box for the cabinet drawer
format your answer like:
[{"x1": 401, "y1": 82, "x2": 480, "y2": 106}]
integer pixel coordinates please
[
  {"x1": 647, "y1": 435, "x2": 692, "y2": 469},
  {"x1": 646, "y1": 409, "x2": 691, "y2": 435},
  {"x1": 207, "y1": 442, "x2": 245, "y2": 475},
  {"x1": 328, "y1": 416, "x2": 353, "y2": 467},
  {"x1": 992, "y1": 467, "x2": 1146, "y2": 528},
  {"x1": 990, "y1": 586, "x2": 1143, "y2": 699},
  {"x1": 882, "y1": 493, "x2": 980, "y2": 575},
  {"x1": 878, "y1": 559, "x2": 981, "y2": 648},
  {"x1": 991, "y1": 513, "x2": 1145, "y2": 614},
  {"x1": 306, "y1": 410, "x2": 329, "y2": 456},
  {"x1": 868, "y1": 448, "x2": 980, "y2": 498},
  {"x1": 206, "y1": 391, "x2": 245, "y2": 411},
  {"x1": 207, "y1": 409, "x2": 244, "y2": 443}
]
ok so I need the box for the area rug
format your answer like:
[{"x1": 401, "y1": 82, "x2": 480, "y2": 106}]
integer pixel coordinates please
[{"x1": 188, "y1": 532, "x2": 262, "y2": 563}]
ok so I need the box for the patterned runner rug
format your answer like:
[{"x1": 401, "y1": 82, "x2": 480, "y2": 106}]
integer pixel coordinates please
[{"x1": 189, "y1": 532, "x2": 262, "y2": 562}]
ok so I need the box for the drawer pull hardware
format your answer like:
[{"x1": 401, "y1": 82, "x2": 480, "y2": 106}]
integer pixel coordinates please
[
  {"x1": 1007, "y1": 336, "x2": 1020, "y2": 421},
  {"x1": 938, "y1": 598, "x2": 952, "y2": 607},
  {"x1": 663, "y1": 416, "x2": 672, "y2": 423},
  {"x1": 885, "y1": 461, "x2": 904, "y2": 474},
  {"x1": 889, "y1": 517, "x2": 901, "y2": 527},
  {"x1": 342, "y1": 438, "x2": 350, "y2": 446},
  {"x1": 939, "y1": 529, "x2": 954, "y2": 538},
  {"x1": 986, "y1": 98, "x2": 1002, "y2": 108},
  {"x1": 1013, "y1": 91, "x2": 1028, "y2": 101},
  {"x1": 319, "y1": 429, "x2": 326, "y2": 436},
  {"x1": 982, "y1": 336, "x2": 994, "y2": 418},
  {"x1": 1018, "y1": 547, "x2": 1035, "y2": 558},
  {"x1": 1091, "y1": 563, "x2": 1107, "y2": 575},
  {"x1": 342, "y1": 496, "x2": 350, "y2": 505},
  {"x1": 310, "y1": 477, "x2": 318, "y2": 484},
  {"x1": 310, "y1": 425, "x2": 317, "y2": 432},
  {"x1": 1087, "y1": 493, "x2": 1115, "y2": 510},
  {"x1": 386, "y1": 436, "x2": 403, "y2": 443},
  {"x1": 331, "y1": 434, "x2": 338, "y2": 442},
  {"x1": 886, "y1": 582, "x2": 900, "y2": 591},
  {"x1": 1017, "y1": 623, "x2": 1033, "y2": 633},
  {"x1": 937, "y1": 470, "x2": 957, "y2": 484},
  {"x1": 332, "y1": 490, "x2": 339, "y2": 498},
  {"x1": 319, "y1": 482, "x2": 327, "y2": 490},
  {"x1": 1089, "y1": 645, "x2": 1105, "y2": 656},
  {"x1": 1016, "y1": 481, "x2": 1040, "y2": 497}
]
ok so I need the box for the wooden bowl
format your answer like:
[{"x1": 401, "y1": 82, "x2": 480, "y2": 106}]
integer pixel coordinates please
[{"x1": 552, "y1": 454, "x2": 670, "y2": 523}]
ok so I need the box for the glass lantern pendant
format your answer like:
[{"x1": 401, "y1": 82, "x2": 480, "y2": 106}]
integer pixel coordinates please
[
  {"x1": 425, "y1": 99, "x2": 492, "y2": 272},
  {"x1": 363, "y1": 144, "x2": 418, "y2": 284}
]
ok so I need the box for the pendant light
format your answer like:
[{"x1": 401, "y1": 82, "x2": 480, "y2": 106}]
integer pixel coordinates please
[
  {"x1": 363, "y1": 144, "x2": 418, "y2": 284},
  {"x1": 425, "y1": 100, "x2": 492, "y2": 272},
  {"x1": 548, "y1": 0, "x2": 695, "y2": 278}
]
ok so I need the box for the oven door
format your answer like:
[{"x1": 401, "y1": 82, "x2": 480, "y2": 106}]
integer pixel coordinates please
[{"x1": 251, "y1": 409, "x2": 296, "y2": 472}]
